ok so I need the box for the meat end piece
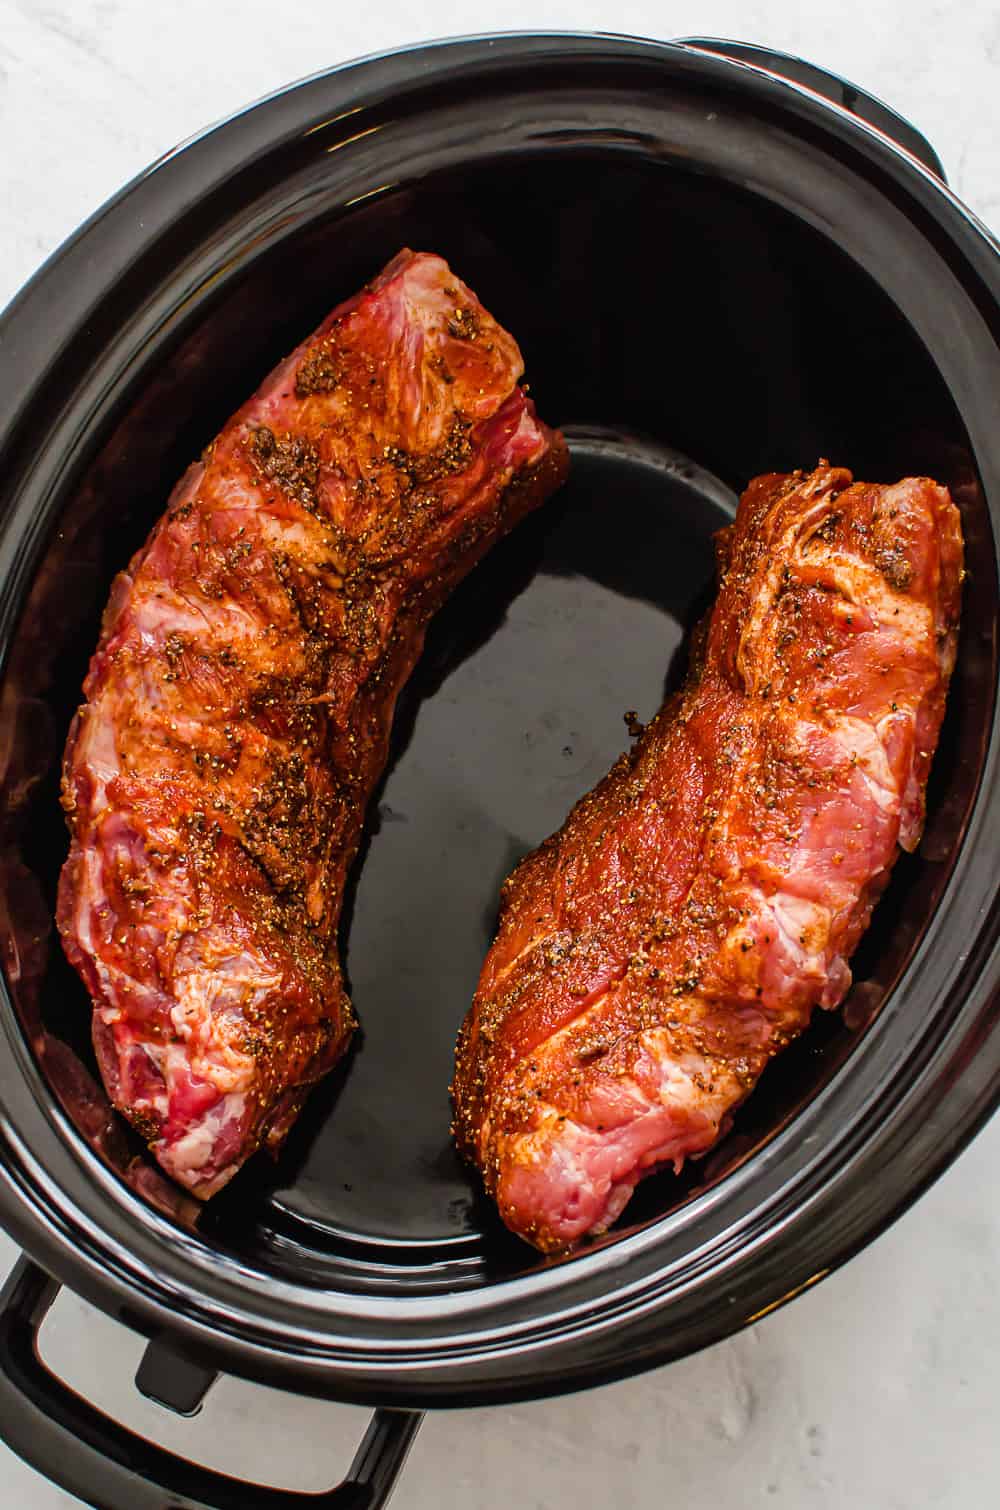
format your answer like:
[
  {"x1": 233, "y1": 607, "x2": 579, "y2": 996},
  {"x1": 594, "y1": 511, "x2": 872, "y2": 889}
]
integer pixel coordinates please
[
  {"x1": 453, "y1": 464, "x2": 963, "y2": 1252},
  {"x1": 59, "y1": 249, "x2": 569, "y2": 1198}
]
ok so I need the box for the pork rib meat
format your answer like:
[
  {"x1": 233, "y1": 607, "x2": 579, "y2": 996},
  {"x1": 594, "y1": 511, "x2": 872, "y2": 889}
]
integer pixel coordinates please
[
  {"x1": 59, "y1": 249, "x2": 568, "y2": 1197},
  {"x1": 453, "y1": 465, "x2": 962, "y2": 1251}
]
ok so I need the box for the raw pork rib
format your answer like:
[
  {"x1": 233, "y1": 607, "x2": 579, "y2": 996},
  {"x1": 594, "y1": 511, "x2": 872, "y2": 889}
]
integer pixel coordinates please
[
  {"x1": 453, "y1": 465, "x2": 962, "y2": 1251},
  {"x1": 59, "y1": 250, "x2": 568, "y2": 1197}
]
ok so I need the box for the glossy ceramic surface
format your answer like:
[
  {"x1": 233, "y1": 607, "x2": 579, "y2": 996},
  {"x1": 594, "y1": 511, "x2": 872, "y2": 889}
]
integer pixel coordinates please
[{"x1": 0, "y1": 34, "x2": 998, "y2": 1407}]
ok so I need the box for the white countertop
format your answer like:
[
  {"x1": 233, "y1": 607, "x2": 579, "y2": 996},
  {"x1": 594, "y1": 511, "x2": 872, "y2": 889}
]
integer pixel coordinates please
[{"x1": 1, "y1": 3, "x2": 998, "y2": 1506}]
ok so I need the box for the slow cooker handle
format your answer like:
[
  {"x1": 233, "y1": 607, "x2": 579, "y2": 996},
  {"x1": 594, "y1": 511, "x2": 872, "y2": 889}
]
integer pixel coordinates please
[
  {"x1": 677, "y1": 37, "x2": 947, "y2": 180},
  {"x1": 0, "y1": 1256, "x2": 423, "y2": 1509}
]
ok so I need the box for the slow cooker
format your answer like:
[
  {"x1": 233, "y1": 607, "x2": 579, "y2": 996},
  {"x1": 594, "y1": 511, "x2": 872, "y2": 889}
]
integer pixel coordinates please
[{"x1": 0, "y1": 34, "x2": 997, "y2": 1508}]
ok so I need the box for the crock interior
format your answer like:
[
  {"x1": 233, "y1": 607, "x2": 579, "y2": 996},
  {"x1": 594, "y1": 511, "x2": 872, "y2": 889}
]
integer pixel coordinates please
[{"x1": 1, "y1": 132, "x2": 994, "y2": 1298}]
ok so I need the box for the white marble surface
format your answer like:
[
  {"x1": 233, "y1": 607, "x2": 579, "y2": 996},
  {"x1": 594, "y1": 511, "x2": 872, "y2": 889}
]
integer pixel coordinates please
[{"x1": 1, "y1": 2, "x2": 998, "y2": 1506}]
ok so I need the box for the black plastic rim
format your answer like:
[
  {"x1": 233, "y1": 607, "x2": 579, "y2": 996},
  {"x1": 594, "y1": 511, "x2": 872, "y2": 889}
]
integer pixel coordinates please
[{"x1": 0, "y1": 32, "x2": 998, "y2": 1406}]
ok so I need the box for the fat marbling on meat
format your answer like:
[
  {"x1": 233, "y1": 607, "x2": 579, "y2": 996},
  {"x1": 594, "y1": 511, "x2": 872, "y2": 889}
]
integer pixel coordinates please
[
  {"x1": 59, "y1": 249, "x2": 568, "y2": 1197},
  {"x1": 453, "y1": 465, "x2": 963, "y2": 1252}
]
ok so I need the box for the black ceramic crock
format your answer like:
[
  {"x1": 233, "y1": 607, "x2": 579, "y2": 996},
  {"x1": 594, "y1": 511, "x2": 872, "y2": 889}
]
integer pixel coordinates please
[{"x1": 0, "y1": 33, "x2": 998, "y2": 1510}]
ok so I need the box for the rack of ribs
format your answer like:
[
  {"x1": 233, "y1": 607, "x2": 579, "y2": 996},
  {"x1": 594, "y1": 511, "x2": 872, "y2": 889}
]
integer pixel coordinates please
[
  {"x1": 59, "y1": 249, "x2": 568, "y2": 1197},
  {"x1": 453, "y1": 464, "x2": 962, "y2": 1252}
]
